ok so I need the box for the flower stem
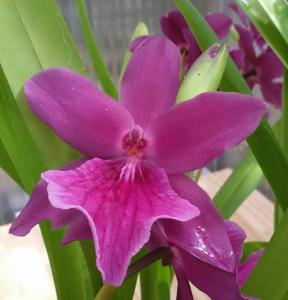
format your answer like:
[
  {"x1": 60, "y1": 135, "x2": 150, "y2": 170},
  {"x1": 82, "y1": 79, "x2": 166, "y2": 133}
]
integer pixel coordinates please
[
  {"x1": 127, "y1": 247, "x2": 171, "y2": 278},
  {"x1": 94, "y1": 285, "x2": 116, "y2": 300}
]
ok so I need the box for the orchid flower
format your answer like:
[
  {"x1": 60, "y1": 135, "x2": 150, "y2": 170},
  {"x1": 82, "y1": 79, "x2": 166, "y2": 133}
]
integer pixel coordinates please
[
  {"x1": 149, "y1": 174, "x2": 263, "y2": 300},
  {"x1": 10, "y1": 36, "x2": 266, "y2": 286},
  {"x1": 228, "y1": 3, "x2": 284, "y2": 108},
  {"x1": 161, "y1": 10, "x2": 232, "y2": 70}
]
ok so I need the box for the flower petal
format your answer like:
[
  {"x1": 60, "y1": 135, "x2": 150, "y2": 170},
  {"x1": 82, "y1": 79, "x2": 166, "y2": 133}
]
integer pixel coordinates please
[
  {"x1": 234, "y1": 25, "x2": 257, "y2": 64},
  {"x1": 225, "y1": 220, "x2": 246, "y2": 263},
  {"x1": 161, "y1": 11, "x2": 188, "y2": 47},
  {"x1": 160, "y1": 174, "x2": 235, "y2": 272},
  {"x1": 42, "y1": 158, "x2": 199, "y2": 286},
  {"x1": 173, "y1": 259, "x2": 194, "y2": 300},
  {"x1": 61, "y1": 214, "x2": 92, "y2": 245},
  {"x1": 146, "y1": 92, "x2": 266, "y2": 173},
  {"x1": 9, "y1": 159, "x2": 87, "y2": 236},
  {"x1": 257, "y1": 49, "x2": 283, "y2": 79},
  {"x1": 173, "y1": 247, "x2": 248, "y2": 300},
  {"x1": 230, "y1": 48, "x2": 245, "y2": 71},
  {"x1": 228, "y1": 2, "x2": 249, "y2": 27},
  {"x1": 205, "y1": 12, "x2": 232, "y2": 39},
  {"x1": 237, "y1": 249, "x2": 264, "y2": 288},
  {"x1": 259, "y1": 80, "x2": 282, "y2": 108},
  {"x1": 129, "y1": 36, "x2": 149, "y2": 52},
  {"x1": 120, "y1": 36, "x2": 180, "y2": 129},
  {"x1": 25, "y1": 67, "x2": 134, "y2": 158}
]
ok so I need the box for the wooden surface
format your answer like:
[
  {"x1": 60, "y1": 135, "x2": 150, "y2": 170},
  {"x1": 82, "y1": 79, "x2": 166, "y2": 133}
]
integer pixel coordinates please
[{"x1": 0, "y1": 169, "x2": 274, "y2": 300}]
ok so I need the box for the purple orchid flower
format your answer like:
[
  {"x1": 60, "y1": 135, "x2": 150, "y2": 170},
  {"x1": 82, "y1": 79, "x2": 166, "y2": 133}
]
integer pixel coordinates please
[
  {"x1": 149, "y1": 174, "x2": 263, "y2": 300},
  {"x1": 161, "y1": 10, "x2": 232, "y2": 70},
  {"x1": 10, "y1": 36, "x2": 266, "y2": 286},
  {"x1": 228, "y1": 3, "x2": 284, "y2": 108}
]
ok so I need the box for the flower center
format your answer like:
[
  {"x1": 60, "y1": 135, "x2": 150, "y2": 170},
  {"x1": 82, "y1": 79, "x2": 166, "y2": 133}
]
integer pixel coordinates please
[{"x1": 122, "y1": 125, "x2": 147, "y2": 158}]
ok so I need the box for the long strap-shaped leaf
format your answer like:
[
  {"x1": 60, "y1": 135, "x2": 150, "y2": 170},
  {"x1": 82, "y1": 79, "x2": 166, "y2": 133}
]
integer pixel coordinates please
[
  {"x1": 242, "y1": 208, "x2": 288, "y2": 299},
  {"x1": 0, "y1": 140, "x2": 22, "y2": 186},
  {"x1": 214, "y1": 119, "x2": 282, "y2": 218},
  {"x1": 0, "y1": 0, "x2": 84, "y2": 168},
  {"x1": 174, "y1": 0, "x2": 288, "y2": 211},
  {"x1": 256, "y1": 0, "x2": 288, "y2": 44},
  {"x1": 214, "y1": 150, "x2": 263, "y2": 218},
  {"x1": 236, "y1": 0, "x2": 288, "y2": 68},
  {"x1": 75, "y1": 0, "x2": 118, "y2": 99}
]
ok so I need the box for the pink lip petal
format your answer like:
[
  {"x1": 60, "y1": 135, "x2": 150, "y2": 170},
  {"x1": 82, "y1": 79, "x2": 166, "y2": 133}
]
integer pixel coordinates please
[{"x1": 42, "y1": 158, "x2": 199, "y2": 286}]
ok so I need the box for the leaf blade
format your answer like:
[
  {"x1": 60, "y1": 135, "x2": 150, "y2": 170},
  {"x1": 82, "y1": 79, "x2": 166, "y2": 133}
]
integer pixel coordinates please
[{"x1": 75, "y1": 0, "x2": 118, "y2": 99}]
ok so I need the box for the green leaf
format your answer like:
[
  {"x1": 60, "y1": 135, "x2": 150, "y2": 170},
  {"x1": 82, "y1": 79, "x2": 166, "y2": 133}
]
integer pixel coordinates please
[
  {"x1": 0, "y1": 139, "x2": 22, "y2": 186},
  {"x1": 0, "y1": 0, "x2": 84, "y2": 169},
  {"x1": 139, "y1": 259, "x2": 171, "y2": 300},
  {"x1": 111, "y1": 275, "x2": 139, "y2": 300},
  {"x1": 0, "y1": 64, "x2": 45, "y2": 192},
  {"x1": 242, "y1": 241, "x2": 267, "y2": 262},
  {"x1": 157, "y1": 264, "x2": 171, "y2": 300},
  {"x1": 75, "y1": 0, "x2": 118, "y2": 99},
  {"x1": 214, "y1": 119, "x2": 281, "y2": 218},
  {"x1": 80, "y1": 240, "x2": 103, "y2": 296},
  {"x1": 119, "y1": 22, "x2": 149, "y2": 82},
  {"x1": 214, "y1": 150, "x2": 263, "y2": 218},
  {"x1": 236, "y1": 0, "x2": 288, "y2": 68},
  {"x1": 242, "y1": 209, "x2": 288, "y2": 299},
  {"x1": 275, "y1": 68, "x2": 288, "y2": 226},
  {"x1": 176, "y1": 43, "x2": 228, "y2": 102},
  {"x1": 281, "y1": 68, "x2": 288, "y2": 161},
  {"x1": 257, "y1": 0, "x2": 288, "y2": 44},
  {"x1": 140, "y1": 261, "x2": 159, "y2": 300},
  {"x1": 174, "y1": 0, "x2": 288, "y2": 211}
]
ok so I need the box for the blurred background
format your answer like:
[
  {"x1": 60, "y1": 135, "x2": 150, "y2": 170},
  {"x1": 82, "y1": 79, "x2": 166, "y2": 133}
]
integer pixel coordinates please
[{"x1": 0, "y1": 0, "x2": 272, "y2": 227}]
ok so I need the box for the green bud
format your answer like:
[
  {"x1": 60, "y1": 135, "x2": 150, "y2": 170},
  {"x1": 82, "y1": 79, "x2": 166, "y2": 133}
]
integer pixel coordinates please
[{"x1": 176, "y1": 43, "x2": 228, "y2": 103}]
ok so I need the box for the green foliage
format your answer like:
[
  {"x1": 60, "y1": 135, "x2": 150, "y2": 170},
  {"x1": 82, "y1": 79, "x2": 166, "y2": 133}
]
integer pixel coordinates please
[
  {"x1": 75, "y1": 0, "x2": 118, "y2": 99},
  {"x1": 214, "y1": 151, "x2": 263, "y2": 218},
  {"x1": 242, "y1": 209, "x2": 288, "y2": 299}
]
